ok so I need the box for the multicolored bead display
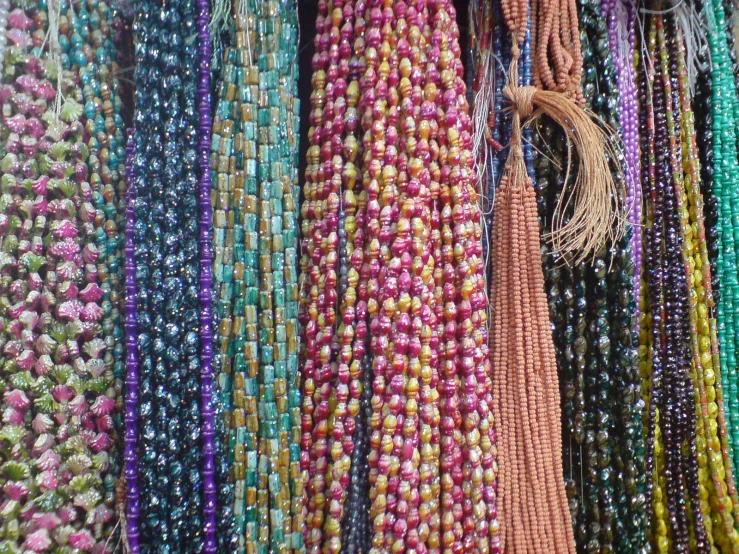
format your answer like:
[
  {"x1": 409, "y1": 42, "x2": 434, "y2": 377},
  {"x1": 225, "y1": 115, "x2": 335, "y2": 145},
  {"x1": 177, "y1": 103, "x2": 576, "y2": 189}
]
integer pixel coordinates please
[{"x1": 10, "y1": 1, "x2": 739, "y2": 553}]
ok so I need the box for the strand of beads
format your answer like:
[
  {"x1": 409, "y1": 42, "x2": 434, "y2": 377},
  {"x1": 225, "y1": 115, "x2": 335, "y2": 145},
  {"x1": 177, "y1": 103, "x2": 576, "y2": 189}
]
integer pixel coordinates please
[
  {"x1": 434, "y1": 1, "x2": 498, "y2": 551},
  {"x1": 210, "y1": 0, "x2": 303, "y2": 552},
  {"x1": 67, "y1": 0, "x2": 129, "y2": 508},
  {"x1": 65, "y1": 0, "x2": 131, "y2": 547},
  {"x1": 579, "y1": 7, "x2": 618, "y2": 551},
  {"x1": 300, "y1": 0, "x2": 358, "y2": 550},
  {"x1": 0, "y1": 0, "x2": 123, "y2": 551},
  {"x1": 601, "y1": 0, "x2": 641, "y2": 323},
  {"x1": 693, "y1": 10, "x2": 723, "y2": 322},
  {"x1": 299, "y1": 0, "x2": 499, "y2": 551},
  {"x1": 194, "y1": 0, "x2": 219, "y2": 550},
  {"x1": 667, "y1": 12, "x2": 739, "y2": 551},
  {"x1": 638, "y1": 12, "x2": 710, "y2": 552},
  {"x1": 704, "y1": 0, "x2": 739, "y2": 474},
  {"x1": 341, "y1": 2, "x2": 375, "y2": 550},
  {"x1": 129, "y1": 0, "x2": 221, "y2": 548},
  {"x1": 298, "y1": 0, "x2": 326, "y2": 546},
  {"x1": 211, "y1": 13, "x2": 260, "y2": 551},
  {"x1": 365, "y1": 2, "x2": 414, "y2": 551},
  {"x1": 656, "y1": 13, "x2": 718, "y2": 551},
  {"x1": 320, "y1": 1, "x2": 365, "y2": 551},
  {"x1": 124, "y1": 127, "x2": 141, "y2": 553},
  {"x1": 635, "y1": 22, "x2": 670, "y2": 551},
  {"x1": 528, "y1": 0, "x2": 647, "y2": 550},
  {"x1": 361, "y1": 2, "x2": 408, "y2": 550}
]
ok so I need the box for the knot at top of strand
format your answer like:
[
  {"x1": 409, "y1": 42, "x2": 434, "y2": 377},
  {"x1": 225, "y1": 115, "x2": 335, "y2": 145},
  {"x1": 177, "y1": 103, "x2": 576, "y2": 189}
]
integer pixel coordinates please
[{"x1": 503, "y1": 83, "x2": 537, "y2": 120}]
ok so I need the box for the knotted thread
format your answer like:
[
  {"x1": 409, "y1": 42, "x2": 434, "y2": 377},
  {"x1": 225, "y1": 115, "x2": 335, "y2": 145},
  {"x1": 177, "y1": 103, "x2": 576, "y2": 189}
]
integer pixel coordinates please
[
  {"x1": 505, "y1": 83, "x2": 537, "y2": 119},
  {"x1": 502, "y1": 52, "x2": 625, "y2": 264}
]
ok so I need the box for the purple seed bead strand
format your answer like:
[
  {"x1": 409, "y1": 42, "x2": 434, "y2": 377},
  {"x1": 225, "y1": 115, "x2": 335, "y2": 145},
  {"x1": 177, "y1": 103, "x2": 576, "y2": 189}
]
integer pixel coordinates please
[
  {"x1": 124, "y1": 129, "x2": 141, "y2": 554},
  {"x1": 602, "y1": 0, "x2": 642, "y2": 328},
  {"x1": 195, "y1": 0, "x2": 217, "y2": 552}
]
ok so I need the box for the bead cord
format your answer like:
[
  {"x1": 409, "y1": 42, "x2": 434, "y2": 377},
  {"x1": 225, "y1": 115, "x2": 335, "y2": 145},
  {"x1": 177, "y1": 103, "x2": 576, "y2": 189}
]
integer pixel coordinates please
[
  {"x1": 194, "y1": 0, "x2": 218, "y2": 550},
  {"x1": 491, "y1": 6, "x2": 578, "y2": 549},
  {"x1": 704, "y1": 0, "x2": 739, "y2": 480},
  {"x1": 361, "y1": 2, "x2": 408, "y2": 550},
  {"x1": 579, "y1": 12, "x2": 615, "y2": 550},
  {"x1": 601, "y1": 0, "x2": 642, "y2": 330},
  {"x1": 129, "y1": 0, "x2": 210, "y2": 548},
  {"x1": 584, "y1": 4, "x2": 642, "y2": 550},
  {"x1": 0, "y1": 0, "x2": 125, "y2": 551},
  {"x1": 210, "y1": 2, "x2": 302, "y2": 551},
  {"x1": 666, "y1": 13, "x2": 739, "y2": 551},
  {"x1": 704, "y1": 2, "x2": 739, "y2": 528},
  {"x1": 124, "y1": 128, "x2": 140, "y2": 553},
  {"x1": 490, "y1": 149, "x2": 575, "y2": 553}
]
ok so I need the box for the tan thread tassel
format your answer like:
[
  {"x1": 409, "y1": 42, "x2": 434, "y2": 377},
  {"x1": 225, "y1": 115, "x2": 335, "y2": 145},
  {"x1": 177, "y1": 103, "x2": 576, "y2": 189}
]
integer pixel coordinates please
[{"x1": 502, "y1": 53, "x2": 625, "y2": 265}]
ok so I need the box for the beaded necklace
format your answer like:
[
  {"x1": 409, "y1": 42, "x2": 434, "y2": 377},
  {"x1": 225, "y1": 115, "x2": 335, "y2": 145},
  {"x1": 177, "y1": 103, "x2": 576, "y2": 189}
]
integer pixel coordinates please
[
  {"x1": 667, "y1": 13, "x2": 739, "y2": 551},
  {"x1": 0, "y1": 0, "x2": 123, "y2": 551},
  {"x1": 638, "y1": 11, "x2": 719, "y2": 552},
  {"x1": 703, "y1": 0, "x2": 739, "y2": 476},
  {"x1": 299, "y1": 0, "x2": 498, "y2": 551},
  {"x1": 210, "y1": 1, "x2": 302, "y2": 551},
  {"x1": 601, "y1": 0, "x2": 641, "y2": 325},
  {"x1": 128, "y1": 0, "x2": 223, "y2": 549}
]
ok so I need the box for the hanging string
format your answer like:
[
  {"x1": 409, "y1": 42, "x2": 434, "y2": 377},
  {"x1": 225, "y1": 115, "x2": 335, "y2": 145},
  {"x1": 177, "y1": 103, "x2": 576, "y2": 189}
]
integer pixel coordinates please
[
  {"x1": 45, "y1": 0, "x2": 63, "y2": 119},
  {"x1": 209, "y1": 0, "x2": 232, "y2": 69},
  {"x1": 501, "y1": 4, "x2": 625, "y2": 265}
]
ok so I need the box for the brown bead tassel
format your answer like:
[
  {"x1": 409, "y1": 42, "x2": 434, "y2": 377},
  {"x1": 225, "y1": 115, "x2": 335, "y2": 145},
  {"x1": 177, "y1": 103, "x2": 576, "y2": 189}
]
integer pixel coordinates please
[
  {"x1": 490, "y1": 0, "x2": 625, "y2": 552},
  {"x1": 490, "y1": 132, "x2": 576, "y2": 554}
]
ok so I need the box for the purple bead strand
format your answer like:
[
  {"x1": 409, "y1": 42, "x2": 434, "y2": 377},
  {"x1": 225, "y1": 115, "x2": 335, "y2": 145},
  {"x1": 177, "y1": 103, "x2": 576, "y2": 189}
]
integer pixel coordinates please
[
  {"x1": 124, "y1": 130, "x2": 141, "y2": 554},
  {"x1": 195, "y1": 1, "x2": 217, "y2": 552},
  {"x1": 602, "y1": 0, "x2": 642, "y2": 325}
]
